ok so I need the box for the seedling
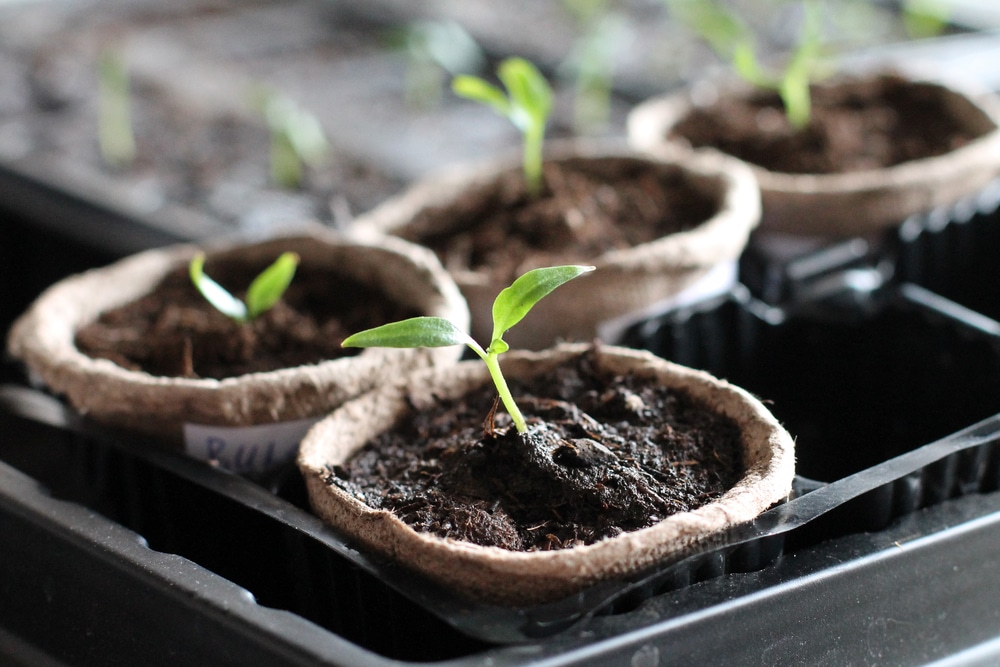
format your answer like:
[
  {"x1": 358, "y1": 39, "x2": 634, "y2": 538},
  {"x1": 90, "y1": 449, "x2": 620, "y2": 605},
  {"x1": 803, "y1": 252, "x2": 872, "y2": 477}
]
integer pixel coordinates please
[
  {"x1": 452, "y1": 57, "x2": 554, "y2": 197},
  {"x1": 97, "y1": 47, "x2": 137, "y2": 169},
  {"x1": 398, "y1": 20, "x2": 485, "y2": 109},
  {"x1": 189, "y1": 251, "x2": 300, "y2": 323},
  {"x1": 667, "y1": 0, "x2": 824, "y2": 129},
  {"x1": 251, "y1": 87, "x2": 329, "y2": 189},
  {"x1": 559, "y1": 0, "x2": 626, "y2": 135},
  {"x1": 902, "y1": 0, "x2": 950, "y2": 39},
  {"x1": 342, "y1": 264, "x2": 595, "y2": 434}
]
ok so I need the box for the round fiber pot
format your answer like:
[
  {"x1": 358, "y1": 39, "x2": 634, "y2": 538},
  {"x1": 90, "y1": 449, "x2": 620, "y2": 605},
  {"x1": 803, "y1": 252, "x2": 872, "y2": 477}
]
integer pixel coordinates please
[
  {"x1": 627, "y1": 71, "x2": 1000, "y2": 238},
  {"x1": 7, "y1": 231, "x2": 469, "y2": 474},
  {"x1": 298, "y1": 343, "x2": 794, "y2": 606},
  {"x1": 350, "y1": 141, "x2": 760, "y2": 349}
]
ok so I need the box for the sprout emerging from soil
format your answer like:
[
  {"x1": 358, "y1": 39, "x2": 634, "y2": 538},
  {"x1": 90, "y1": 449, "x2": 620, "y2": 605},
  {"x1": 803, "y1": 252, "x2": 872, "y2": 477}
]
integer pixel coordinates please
[
  {"x1": 902, "y1": 0, "x2": 950, "y2": 39},
  {"x1": 251, "y1": 87, "x2": 330, "y2": 189},
  {"x1": 667, "y1": 0, "x2": 824, "y2": 129},
  {"x1": 452, "y1": 57, "x2": 554, "y2": 197},
  {"x1": 560, "y1": 0, "x2": 626, "y2": 135},
  {"x1": 398, "y1": 19, "x2": 486, "y2": 110},
  {"x1": 97, "y1": 47, "x2": 137, "y2": 169},
  {"x1": 189, "y1": 251, "x2": 300, "y2": 323},
  {"x1": 342, "y1": 264, "x2": 595, "y2": 433}
]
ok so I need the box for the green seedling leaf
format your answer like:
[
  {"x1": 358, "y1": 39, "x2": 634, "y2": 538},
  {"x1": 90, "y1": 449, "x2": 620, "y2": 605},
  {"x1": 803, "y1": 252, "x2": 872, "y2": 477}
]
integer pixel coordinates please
[
  {"x1": 731, "y1": 41, "x2": 772, "y2": 89},
  {"x1": 189, "y1": 251, "x2": 300, "y2": 323},
  {"x1": 341, "y1": 264, "x2": 594, "y2": 434},
  {"x1": 491, "y1": 265, "x2": 595, "y2": 346},
  {"x1": 400, "y1": 20, "x2": 485, "y2": 110},
  {"x1": 497, "y1": 58, "x2": 553, "y2": 133},
  {"x1": 451, "y1": 76, "x2": 511, "y2": 116},
  {"x1": 245, "y1": 251, "x2": 300, "y2": 319},
  {"x1": 189, "y1": 253, "x2": 248, "y2": 321},
  {"x1": 559, "y1": 2, "x2": 626, "y2": 135},
  {"x1": 669, "y1": 0, "x2": 824, "y2": 129},
  {"x1": 453, "y1": 57, "x2": 553, "y2": 197},
  {"x1": 665, "y1": 0, "x2": 745, "y2": 63},
  {"x1": 97, "y1": 47, "x2": 137, "y2": 169},
  {"x1": 780, "y1": 49, "x2": 813, "y2": 130},
  {"x1": 778, "y1": 0, "x2": 823, "y2": 129},
  {"x1": 418, "y1": 20, "x2": 485, "y2": 75},
  {"x1": 342, "y1": 316, "x2": 478, "y2": 352},
  {"x1": 252, "y1": 87, "x2": 329, "y2": 189},
  {"x1": 903, "y1": 0, "x2": 950, "y2": 39}
]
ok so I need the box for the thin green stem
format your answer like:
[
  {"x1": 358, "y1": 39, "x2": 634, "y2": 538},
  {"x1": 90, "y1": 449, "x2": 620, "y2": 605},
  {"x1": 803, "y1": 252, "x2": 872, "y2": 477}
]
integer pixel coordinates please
[
  {"x1": 483, "y1": 352, "x2": 527, "y2": 434},
  {"x1": 524, "y1": 125, "x2": 544, "y2": 198}
]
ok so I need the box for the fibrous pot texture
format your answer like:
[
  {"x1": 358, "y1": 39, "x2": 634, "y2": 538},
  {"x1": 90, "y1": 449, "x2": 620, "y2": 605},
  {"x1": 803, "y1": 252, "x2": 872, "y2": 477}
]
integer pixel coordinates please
[
  {"x1": 7, "y1": 230, "x2": 469, "y2": 449},
  {"x1": 627, "y1": 71, "x2": 1000, "y2": 237},
  {"x1": 298, "y1": 344, "x2": 795, "y2": 606},
  {"x1": 350, "y1": 141, "x2": 760, "y2": 349}
]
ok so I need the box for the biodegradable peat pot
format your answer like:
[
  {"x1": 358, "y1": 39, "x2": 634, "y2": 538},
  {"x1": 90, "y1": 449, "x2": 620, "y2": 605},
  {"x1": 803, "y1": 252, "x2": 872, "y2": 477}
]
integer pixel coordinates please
[
  {"x1": 350, "y1": 142, "x2": 760, "y2": 349},
  {"x1": 6, "y1": 231, "x2": 469, "y2": 474},
  {"x1": 298, "y1": 343, "x2": 794, "y2": 606},
  {"x1": 627, "y1": 71, "x2": 1000, "y2": 238}
]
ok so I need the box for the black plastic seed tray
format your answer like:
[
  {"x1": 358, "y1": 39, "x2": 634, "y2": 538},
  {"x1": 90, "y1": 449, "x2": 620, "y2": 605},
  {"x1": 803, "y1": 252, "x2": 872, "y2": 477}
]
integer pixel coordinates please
[
  {"x1": 894, "y1": 179, "x2": 1000, "y2": 327},
  {"x1": 623, "y1": 281, "x2": 1000, "y2": 482},
  {"x1": 738, "y1": 232, "x2": 895, "y2": 306},
  {"x1": 7, "y1": 272, "x2": 1000, "y2": 664},
  {"x1": 6, "y1": 381, "x2": 1000, "y2": 665}
]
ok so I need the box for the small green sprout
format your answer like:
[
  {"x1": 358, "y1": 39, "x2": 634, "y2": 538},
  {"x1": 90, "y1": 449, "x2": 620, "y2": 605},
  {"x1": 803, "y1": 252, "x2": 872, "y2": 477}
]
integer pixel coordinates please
[
  {"x1": 452, "y1": 57, "x2": 554, "y2": 197},
  {"x1": 668, "y1": 0, "x2": 824, "y2": 130},
  {"x1": 252, "y1": 87, "x2": 330, "y2": 189},
  {"x1": 97, "y1": 47, "x2": 137, "y2": 169},
  {"x1": 398, "y1": 20, "x2": 486, "y2": 110},
  {"x1": 560, "y1": 0, "x2": 626, "y2": 135},
  {"x1": 189, "y1": 251, "x2": 300, "y2": 323},
  {"x1": 342, "y1": 264, "x2": 595, "y2": 434},
  {"x1": 902, "y1": 0, "x2": 950, "y2": 39}
]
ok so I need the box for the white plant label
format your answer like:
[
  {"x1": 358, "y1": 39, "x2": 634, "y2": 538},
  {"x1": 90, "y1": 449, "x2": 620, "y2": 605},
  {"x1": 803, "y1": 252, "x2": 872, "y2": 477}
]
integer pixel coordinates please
[{"x1": 183, "y1": 417, "x2": 320, "y2": 475}]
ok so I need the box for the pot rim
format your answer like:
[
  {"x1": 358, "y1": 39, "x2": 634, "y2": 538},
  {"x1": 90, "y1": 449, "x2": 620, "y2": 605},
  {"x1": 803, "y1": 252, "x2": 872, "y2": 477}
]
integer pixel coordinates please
[
  {"x1": 348, "y1": 140, "x2": 762, "y2": 348},
  {"x1": 353, "y1": 138, "x2": 762, "y2": 273},
  {"x1": 627, "y1": 70, "x2": 1000, "y2": 235},
  {"x1": 298, "y1": 343, "x2": 795, "y2": 605},
  {"x1": 6, "y1": 229, "x2": 470, "y2": 430}
]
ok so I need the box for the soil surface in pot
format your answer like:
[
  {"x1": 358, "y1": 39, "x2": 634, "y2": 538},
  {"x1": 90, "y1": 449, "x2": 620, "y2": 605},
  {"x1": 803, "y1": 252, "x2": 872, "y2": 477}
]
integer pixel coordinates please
[
  {"x1": 75, "y1": 258, "x2": 418, "y2": 379},
  {"x1": 397, "y1": 159, "x2": 717, "y2": 284},
  {"x1": 327, "y1": 347, "x2": 745, "y2": 551},
  {"x1": 670, "y1": 74, "x2": 985, "y2": 175}
]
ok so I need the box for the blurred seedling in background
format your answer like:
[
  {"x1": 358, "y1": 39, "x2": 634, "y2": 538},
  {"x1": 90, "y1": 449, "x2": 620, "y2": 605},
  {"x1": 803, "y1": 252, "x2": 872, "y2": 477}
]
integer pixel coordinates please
[
  {"x1": 559, "y1": 0, "x2": 627, "y2": 136},
  {"x1": 251, "y1": 87, "x2": 330, "y2": 189},
  {"x1": 343, "y1": 264, "x2": 594, "y2": 434},
  {"x1": 396, "y1": 19, "x2": 486, "y2": 110},
  {"x1": 902, "y1": 0, "x2": 951, "y2": 39},
  {"x1": 189, "y1": 251, "x2": 300, "y2": 323},
  {"x1": 453, "y1": 57, "x2": 554, "y2": 197},
  {"x1": 666, "y1": 0, "x2": 825, "y2": 129},
  {"x1": 97, "y1": 46, "x2": 137, "y2": 169}
]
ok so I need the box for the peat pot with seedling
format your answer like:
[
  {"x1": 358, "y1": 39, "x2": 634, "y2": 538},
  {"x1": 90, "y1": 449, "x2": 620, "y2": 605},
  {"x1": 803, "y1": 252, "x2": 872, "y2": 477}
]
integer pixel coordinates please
[
  {"x1": 7, "y1": 230, "x2": 469, "y2": 475},
  {"x1": 298, "y1": 266, "x2": 795, "y2": 605},
  {"x1": 351, "y1": 56, "x2": 761, "y2": 349},
  {"x1": 631, "y1": 0, "x2": 1000, "y2": 239}
]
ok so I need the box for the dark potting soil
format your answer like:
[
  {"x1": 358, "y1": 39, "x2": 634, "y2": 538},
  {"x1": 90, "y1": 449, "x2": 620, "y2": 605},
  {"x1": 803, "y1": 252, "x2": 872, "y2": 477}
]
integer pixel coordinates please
[
  {"x1": 75, "y1": 257, "x2": 418, "y2": 379},
  {"x1": 670, "y1": 73, "x2": 984, "y2": 175},
  {"x1": 328, "y1": 348, "x2": 745, "y2": 551},
  {"x1": 397, "y1": 159, "x2": 718, "y2": 283}
]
